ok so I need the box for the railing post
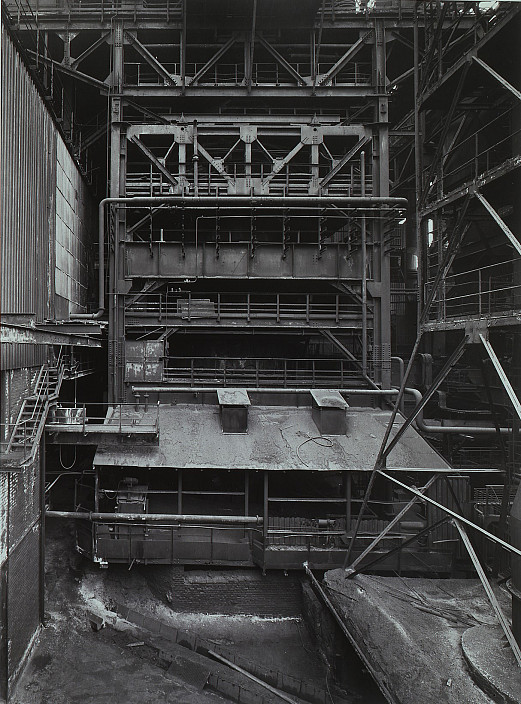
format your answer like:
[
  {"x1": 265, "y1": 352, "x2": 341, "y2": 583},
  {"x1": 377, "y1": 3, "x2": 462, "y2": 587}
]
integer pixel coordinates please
[
  {"x1": 306, "y1": 294, "x2": 310, "y2": 323},
  {"x1": 217, "y1": 293, "x2": 221, "y2": 323},
  {"x1": 247, "y1": 293, "x2": 251, "y2": 323},
  {"x1": 335, "y1": 295, "x2": 340, "y2": 323},
  {"x1": 119, "y1": 403, "x2": 122, "y2": 432},
  {"x1": 276, "y1": 294, "x2": 280, "y2": 324},
  {"x1": 83, "y1": 404, "x2": 86, "y2": 436}
]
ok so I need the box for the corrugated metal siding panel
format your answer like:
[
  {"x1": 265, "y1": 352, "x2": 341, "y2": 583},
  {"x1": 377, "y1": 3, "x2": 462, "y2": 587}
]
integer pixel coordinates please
[
  {"x1": 1, "y1": 22, "x2": 92, "y2": 369},
  {"x1": 1, "y1": 23, "x2": 56, "y2": 370}
]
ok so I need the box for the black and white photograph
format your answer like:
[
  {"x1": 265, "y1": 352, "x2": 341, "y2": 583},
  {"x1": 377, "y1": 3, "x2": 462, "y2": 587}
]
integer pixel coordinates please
[{"x1": 1, "y1": 1, "x2": 520, "y2": 702}]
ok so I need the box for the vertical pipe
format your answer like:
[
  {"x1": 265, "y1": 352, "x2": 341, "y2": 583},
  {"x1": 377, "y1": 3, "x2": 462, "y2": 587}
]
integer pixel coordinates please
[
  {"x1": 414, "y1": 6, "x2": 422, "y2": 329},
  {"x1": 177, "y1": 469, "x2": 183, "y2": 514},
  {"x1": 193, "y1": 120, "x2": 199, "y2": 196},
  {"x1": 244, "y1": 471, "x2": 249, "y2": 516},
  {"x1": 263, "y1": 471, "x2": 269, "y2": 558},
  {"x1": 180, "y1": 0, "x2": 186, "y2": 91},
  {"x1": 345, "y1": 472, "x2": 352, "y2": 532},
  {"x1": 361, "y1": 151, "x2": 368, "y2": 377}
]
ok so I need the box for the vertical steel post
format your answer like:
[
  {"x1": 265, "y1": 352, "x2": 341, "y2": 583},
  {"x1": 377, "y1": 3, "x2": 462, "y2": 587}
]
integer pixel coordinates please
[
  {"x1": 108, "y1": 21, "x2": 125, "y2": 404},
  {"x1": 263, "y1": 471, "x2": 269, "y2": 574},
  {"x1": 361, "y1": 151, "x2": 368, "y2": 376},
  {"x1": 373, "y1": 20, "x2": 391, "y2": 389}
]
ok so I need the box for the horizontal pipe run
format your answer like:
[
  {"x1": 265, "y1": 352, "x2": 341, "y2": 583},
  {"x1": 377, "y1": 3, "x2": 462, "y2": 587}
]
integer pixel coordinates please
[
  {"x1": 71, "y1": 193, "x2": 407, "y2": 321},
  {"x1": 131, "y1": 385, "x2": 511, "y2": 433},
  {"x1": 406, "y1": 387, "x2": 512, "y2": 435},
  {"x1": 46, "y1": 510, "x2": 262, "y2": 525},
  {"x1": 131, "y1": 386, "x2": 402, "y2": 394}
]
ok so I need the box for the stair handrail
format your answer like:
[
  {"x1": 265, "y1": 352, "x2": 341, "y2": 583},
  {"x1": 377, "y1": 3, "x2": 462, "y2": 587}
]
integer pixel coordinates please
[
  {"x1": 5, "y1": 354, "x2": 66, "y2": 461},
  {"x1": 5, "y1": 363, "x2": 47, "y2": 453}
]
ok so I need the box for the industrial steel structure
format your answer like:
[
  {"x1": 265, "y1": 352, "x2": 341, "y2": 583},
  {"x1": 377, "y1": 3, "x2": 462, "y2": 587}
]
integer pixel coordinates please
[{"x1": 1, "y1": 0, "x2": 520, "y2": 700}]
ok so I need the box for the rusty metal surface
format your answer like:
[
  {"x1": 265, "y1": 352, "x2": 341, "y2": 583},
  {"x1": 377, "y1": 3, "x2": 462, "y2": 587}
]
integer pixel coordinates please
[
  {"x1": 93, "y1": 405, "x2": 450, "y2": 471},
  {"x1": 0, "y1": 324, "x2": 101, "y2": 347},
  {"x1": 216, "y1": 388, "x2": 251, "y2": 406},
  {"x1": 310, "y1": 389, "x2": 349, "y2": 409}
]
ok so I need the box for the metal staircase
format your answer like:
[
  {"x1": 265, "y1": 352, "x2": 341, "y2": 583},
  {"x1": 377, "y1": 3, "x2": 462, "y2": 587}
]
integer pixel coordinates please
[{"x1": 3, "y1": 356, "x2": 65, "y2": 467}]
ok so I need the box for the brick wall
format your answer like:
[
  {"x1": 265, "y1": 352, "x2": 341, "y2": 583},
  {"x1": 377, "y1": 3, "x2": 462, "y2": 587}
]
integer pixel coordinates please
[{"x1": 147, "y1": 567, "x2": 303, "y2": 617}]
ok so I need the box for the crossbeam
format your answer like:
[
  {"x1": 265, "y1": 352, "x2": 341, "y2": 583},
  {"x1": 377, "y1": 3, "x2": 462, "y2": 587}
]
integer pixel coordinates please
[
  {"x1": 130, "y1": 136, "x2": 179, "y2": 187},
  {"x1": 317, "y1": 30, "x2": 373, "y2": 86},
  {"x1": 256, "y1": 35, "x2": 307, "y2": 86},
  {"x1": 125, "y1": 32, "x2": 176, "y2": 85},
  {"x1": 454, "y1": 519, "x2": 521, "y2": 667},
  {"x1": 475, "y1": 191, "x2": 521, "y2": 256},
  {"x1": 320, "y1": 136, "x2": 371, "y2": 188},
  {"x1": 345, "y1": 473, "x2": 441, "y2": 571},
  {"x1": 190, "y1": 34, "x2": 239, "y2": 85},
  {"x1": 378, "y1": 471, "x2": 521, "y2": 558},
  {"x1": 473, "y1": 56, "x2": 521, "y2": 101},
  {"x1": 480, "y1": 334, "x2": 521, "y2": 420}
]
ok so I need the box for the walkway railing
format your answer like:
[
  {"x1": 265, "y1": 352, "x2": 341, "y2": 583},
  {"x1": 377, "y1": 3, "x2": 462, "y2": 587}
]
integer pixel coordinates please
[
  {"x1": 425, "y1": 259, "x2": 521, "y2": 322},
  {"x1": 125, "y1": 292, "x2": 367, "y2": 325},
  {"x1": 163, "y1": 356, "x2": 368, "y2": 387}
]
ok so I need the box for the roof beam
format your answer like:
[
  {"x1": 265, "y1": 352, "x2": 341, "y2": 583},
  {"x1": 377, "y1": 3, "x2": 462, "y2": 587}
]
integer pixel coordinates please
[
  {"x1": 317, "y1": 30, "x2": 373, "y2": 87},
  {"x1": 70, "y1": 31, "x2": 110, "y2": 69},
  {"x1": 261, "y1": 140, "x2": 306, "y2": 187},
  {"x1": 1, "y1": 324, "x2": 102, "y2": 347},
  {"x1": 256, "y1": 35, "x2": 307, "y2": 86},
  {"x1": 27, "y1": 51, "x2": 108, "y2": 91},
  {"x1": 196, "y1": 142, "x2": 234, "y2": 184},
  {"x1": 320, "y1": 136, "x2": 371, "y2": 188},
  {"x1": 472, "y1": 56, "x2": 521, "y2": 101},
  {"x1": 125, "y1": 32, "x2": 176, "y2": 86},
  {"x1": 130, "y1": 136, "x2": 179, "y2": 187},
  {"x1": 190, "y1": 34, "x2": 239, "y2": 86}
]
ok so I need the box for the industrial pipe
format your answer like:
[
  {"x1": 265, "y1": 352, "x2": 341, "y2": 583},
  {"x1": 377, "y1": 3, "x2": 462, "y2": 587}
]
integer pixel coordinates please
[
  {"x1": 46, "y1": 510, "x2": 262, "y2": 525},
  {"x1": 71, "y1": 194, "x2": 408, "y2": 320},
  {"x1": 405, "y1": 387, "x2": 512, "y2": 435},
  {"x1": 133, "y1": 385, "x2": 510, "y2": 433},
  {"x1": 131, "y1": 386, "x2": 403, "y2": 395}
]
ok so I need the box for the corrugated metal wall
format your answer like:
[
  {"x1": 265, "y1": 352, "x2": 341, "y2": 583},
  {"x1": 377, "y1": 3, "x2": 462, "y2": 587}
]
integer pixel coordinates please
[
  {"x1": 1, "y1": 21, "x2": 92, "y2": 370},
  {"x1": 1, "y1": 23, "x2": 56, "y2": 370}
]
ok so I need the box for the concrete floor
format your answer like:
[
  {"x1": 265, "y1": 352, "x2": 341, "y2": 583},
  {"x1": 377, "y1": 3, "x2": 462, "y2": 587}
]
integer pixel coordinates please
[{"x1": 11, "y1": 521, "x2": 336, "y2": 704}]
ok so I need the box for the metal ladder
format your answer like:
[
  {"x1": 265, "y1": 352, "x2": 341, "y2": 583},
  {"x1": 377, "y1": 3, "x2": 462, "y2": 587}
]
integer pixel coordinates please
[{"x1": 5, "y1": 356, "x2": 66, "y2": 465}]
